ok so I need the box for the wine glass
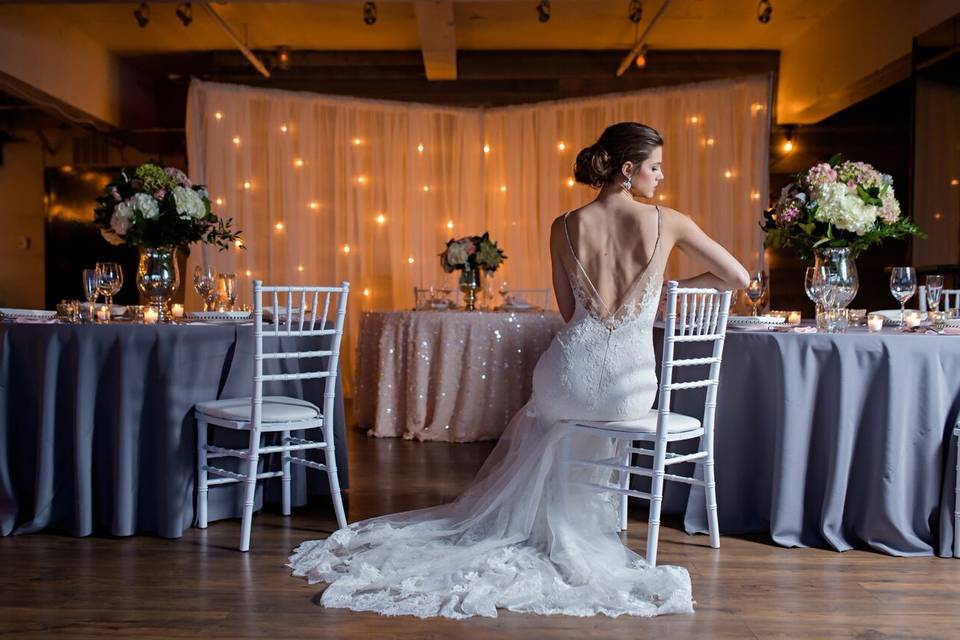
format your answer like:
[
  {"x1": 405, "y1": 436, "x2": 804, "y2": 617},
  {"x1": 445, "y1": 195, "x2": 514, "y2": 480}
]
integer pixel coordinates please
[
  {"x1": 745, "y1": 272, "x2": 766, "y2": 316},
  {"x1": 889, "y1": 267, "x2": 917, "y2": 328},
  {"x1": 82, "y1": 269, "x2": 99, "y2": 322},
  {"x1": 926, "y1": 275, "x2": 944, "y2": 313},
  {"x1": 218, "y1": 273, "x2": 237, "y2": 311},
  {"x1": 96, "y1": 262, "x2": 123, "y2": 309},
  {"x1": 804, "y1": 267, "x2": 822, "y2": 318},
  {"x1": 194, "y1": 265, "x2": 218, "y2": 311}
]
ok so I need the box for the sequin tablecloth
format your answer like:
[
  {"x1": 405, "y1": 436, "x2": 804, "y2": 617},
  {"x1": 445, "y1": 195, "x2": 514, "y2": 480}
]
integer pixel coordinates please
[{"x1": 357, "y1": 310, "x2": 564, "y2": 442}]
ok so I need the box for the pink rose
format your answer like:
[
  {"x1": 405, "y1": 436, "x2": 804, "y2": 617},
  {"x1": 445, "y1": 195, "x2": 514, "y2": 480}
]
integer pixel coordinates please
[
  {"x1": 154, "y1": 189, "x2": 167, "y2": 200},
  {"x1": 111, "y1": 187, "x2": 121, "y2": 202},
  {"x1": 465, "y1": 240, "x2": 476, "y2": 255}
]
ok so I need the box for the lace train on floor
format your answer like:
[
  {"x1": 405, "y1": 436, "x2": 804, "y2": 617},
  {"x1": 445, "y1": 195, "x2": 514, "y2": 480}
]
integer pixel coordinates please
[{"x1": 288, "y1": 401, "x2": 693, "y2": 619}]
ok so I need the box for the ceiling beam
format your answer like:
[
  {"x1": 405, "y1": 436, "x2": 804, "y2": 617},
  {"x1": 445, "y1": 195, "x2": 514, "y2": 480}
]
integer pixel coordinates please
[
  {"x1": 414, "y1": 1, "x2": 457, "y2": 81},
  {"x1": 199, "y1": 2, "x2": 270, "y2": 79}
]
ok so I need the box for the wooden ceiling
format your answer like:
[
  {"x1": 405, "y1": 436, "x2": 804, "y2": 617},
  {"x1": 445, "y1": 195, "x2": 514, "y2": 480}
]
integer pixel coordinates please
[{"x1": 0, "y1": 1, "x2": 842, "y2": 54}]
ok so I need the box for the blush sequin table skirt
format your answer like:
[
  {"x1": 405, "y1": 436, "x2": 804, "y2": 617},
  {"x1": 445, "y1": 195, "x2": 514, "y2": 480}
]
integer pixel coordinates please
[{"x1": 357, "y1": 310, "x2": 564, "y2": 442}]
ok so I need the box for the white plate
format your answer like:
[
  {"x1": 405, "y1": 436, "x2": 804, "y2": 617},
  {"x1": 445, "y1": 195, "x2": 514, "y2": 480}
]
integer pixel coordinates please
[
  {"x1": 499, "y1": 303, "x2": 538, "y2": 312},
  {"x1": 186, "y1": 311, "x2": 251, "y2": 321},
  {"x1": 727, "y1": 314, "x2": 786, "y2": 325},
  {"x1": 0, "y1": 307, "x2": 57, "y2": 319},
  {"x1": 872, "y1": 309, "x2": 913, "y2": 327}
]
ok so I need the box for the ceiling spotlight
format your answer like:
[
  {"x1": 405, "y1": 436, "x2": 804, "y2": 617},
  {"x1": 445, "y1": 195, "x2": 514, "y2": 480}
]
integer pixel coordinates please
[
  {"x1": 133, "y1": 2, "x2": 150, "y2": 28},
  {"x1": 276, "y1": 46, "x2": 291, "y2": 70},
  {"x1": 363, "y1": 2, "x2": 377, "y2": 26},
  {"x1": 757, "y1": 0, "x2": 772, "y2": 24},
  {"x1": 536, "y1": 0, "x2": 551, "y2": 23},
  {"x1": 628, "y1": 0, "x2": 643, "y2": 23},
  {"x1": 175, "y1": 3, "x2": 192, "y2": 27}
]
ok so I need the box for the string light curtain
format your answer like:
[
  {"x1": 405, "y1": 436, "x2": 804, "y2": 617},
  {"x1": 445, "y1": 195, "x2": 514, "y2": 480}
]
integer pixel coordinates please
[{"x1": 186, "y1": 75, "x2": 771, "y2": 395}]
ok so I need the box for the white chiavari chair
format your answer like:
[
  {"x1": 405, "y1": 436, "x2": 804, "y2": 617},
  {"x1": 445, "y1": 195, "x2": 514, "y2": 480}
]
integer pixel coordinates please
[
  {"x1": 559, "y1": 281, "x2": 732, "y2": 566},
  {"x1": 195, "y1": 280, "x2": 350, "y2": 552}
]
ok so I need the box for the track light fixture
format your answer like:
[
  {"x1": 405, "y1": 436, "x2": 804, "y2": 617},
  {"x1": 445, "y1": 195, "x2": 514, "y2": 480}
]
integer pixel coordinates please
[
  {"x1": 363, "y1": 2, "x2": 377, "y2": 26},
  {"x1": 536, "y1": 0, "x2": 551, "y2": 23},
  {"x1": 757, "y1": 0, "x2": 772, "y2": 24},
  {"x1": 175, "y1": 3, "x2": 192, "y2": 27},
  {"x1": 628, "y1": 0, "x2": 642, "y2": 24},
  {"x1": 133, "y1": 2, "x2": 150, "y2": 28}
]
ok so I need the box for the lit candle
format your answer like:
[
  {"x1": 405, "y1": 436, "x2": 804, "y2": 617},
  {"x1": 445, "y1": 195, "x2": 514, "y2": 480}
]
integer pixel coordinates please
[
  {"x1": 787, "y1": 311, "x2": 801, "y2": 325},
  {"x1": 171, "y1": 303, "x2": 184, "y2": 319},
  {"x1": 144, "y1": 307, "x2": 159, "y2": 324},
  {"x1": 867, "y1": 313, "x2": 884, "y2": 333},
  {"x1": 96, "y1": 305, "x2": 110, "y2": 322},
  {"x1": 904, "y1": 310, "x2": 922, "y2": 329}
]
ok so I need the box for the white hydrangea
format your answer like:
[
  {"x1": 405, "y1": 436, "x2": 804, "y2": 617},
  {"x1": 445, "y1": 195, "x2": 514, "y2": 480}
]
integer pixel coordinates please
[
  {"x1": 131, "y1": 192, "x2": 160, "y2": 219},
  {"x1": 446, "y1": 243, "x2": 468, "y2": 266},
  {"x1": 172, "y1": 186, "x2": 206, "y2": 220},
  {"x1": 814, "y1": 182, "x2": 877, "y2": 236},
  {"x1": 110, "y1": 201, "x2": 132, "y2": 235}
]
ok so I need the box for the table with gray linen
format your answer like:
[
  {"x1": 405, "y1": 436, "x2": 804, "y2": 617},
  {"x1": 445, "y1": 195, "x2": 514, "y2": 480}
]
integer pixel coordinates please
[
  {"x1": 0, "y1": 322, "x2": 346, "y2": 538},
  {"x1": 653, "y1": 326, "x2": 960, "y2": 557}
]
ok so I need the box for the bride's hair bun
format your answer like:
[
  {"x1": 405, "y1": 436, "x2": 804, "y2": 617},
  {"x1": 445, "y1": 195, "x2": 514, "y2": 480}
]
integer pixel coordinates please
[
  {"x1": 573, "y1": 122, "x2": 664, "y2": 189},
  {"x1": 574, "y1": 144, "x2": 614, "y2": 188}
]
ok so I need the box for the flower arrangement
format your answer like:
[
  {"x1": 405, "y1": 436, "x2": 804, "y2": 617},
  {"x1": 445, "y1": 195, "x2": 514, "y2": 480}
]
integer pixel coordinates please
[
  {"x1": 94, "y1": 163, "x2": 242, "y2": 251},
  {"x1": 440, "y1": 232, "x2": 507, "y2": 273},
  {"x1": 760, "y1": 155, "x2": 922, "y2": 260}
]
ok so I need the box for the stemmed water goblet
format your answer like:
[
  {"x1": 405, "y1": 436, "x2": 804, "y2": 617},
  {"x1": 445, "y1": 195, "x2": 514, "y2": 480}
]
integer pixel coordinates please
[
  {"x1": 194, "y1": 265, "x2": 218, "y2": 311},
  {"x1": 889, "y1": 267, "x2": 917, "y2": 329},
  {"x1": 96, "y1": 262, "x2": 123, "y2": 309},
  {"x1": 217, "y1": 273, "x2": 237, "y2": 311}
]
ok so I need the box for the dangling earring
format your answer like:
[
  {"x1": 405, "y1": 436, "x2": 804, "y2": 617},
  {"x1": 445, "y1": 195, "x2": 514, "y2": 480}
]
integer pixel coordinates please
[{"x1": 621, "y1": 176, "x2": 632, "y2": 192}]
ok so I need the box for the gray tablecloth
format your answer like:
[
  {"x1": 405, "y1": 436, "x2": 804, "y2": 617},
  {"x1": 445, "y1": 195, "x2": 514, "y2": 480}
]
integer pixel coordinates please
[
  {"x1": 653, "y1": 327, "x2": 960, "y2": 557},
  {"x1": 0, "y1": 322, "x2": 346, "y2": 538}
]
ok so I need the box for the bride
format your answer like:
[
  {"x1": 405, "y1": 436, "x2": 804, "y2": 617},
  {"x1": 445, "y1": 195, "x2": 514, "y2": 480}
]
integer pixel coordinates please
[{"x1": 289, "y1": 122, "x2": 750, "y2": 619}]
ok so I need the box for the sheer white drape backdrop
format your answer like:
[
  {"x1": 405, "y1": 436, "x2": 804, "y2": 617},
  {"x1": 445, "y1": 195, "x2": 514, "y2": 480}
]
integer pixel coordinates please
[{"x1": 186, "y1": 76, "x2": 770, "y2": 395}]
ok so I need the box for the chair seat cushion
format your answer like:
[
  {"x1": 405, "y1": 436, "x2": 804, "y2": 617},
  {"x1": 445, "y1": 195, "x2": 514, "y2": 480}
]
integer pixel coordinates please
[
  {"x1": 195, "y1": 396, "x2": 320, "y2": 423},
  {"x1": 572, "y1": 410, "x2": 701, "y2": 434}
]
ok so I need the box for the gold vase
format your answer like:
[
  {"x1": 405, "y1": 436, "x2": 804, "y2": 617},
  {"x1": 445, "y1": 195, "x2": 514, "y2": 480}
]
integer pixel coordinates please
[{"x1": 459, "y1": 267, "x2": 481, "y2": 311}]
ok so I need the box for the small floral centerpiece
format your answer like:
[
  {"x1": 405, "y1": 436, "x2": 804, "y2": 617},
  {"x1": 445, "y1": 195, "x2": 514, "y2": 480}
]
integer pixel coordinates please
[
  {"x1": 93, "y1": 163, "x2": 242, "y2": 321},
  {"x1": 760, "y1": 155, "x2": 921, "y2": 260},
  {"x1": 440, "y1": 233, "x2": 507, "y2": 310},
  {"x1": 94, "y1": 163, "x2": 241, "y2": 250}
]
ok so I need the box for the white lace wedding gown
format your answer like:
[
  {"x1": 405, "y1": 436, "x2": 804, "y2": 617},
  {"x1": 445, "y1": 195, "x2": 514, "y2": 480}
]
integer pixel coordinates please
[{"x1": 289, "y1": 208, "x2": 693, "y2": 619}]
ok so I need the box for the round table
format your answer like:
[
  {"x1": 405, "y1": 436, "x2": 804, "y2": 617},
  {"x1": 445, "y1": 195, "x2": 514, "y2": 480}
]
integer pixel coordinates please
[
  {"x1": 357, "y1": 310, "x2": 564, "y2": 442},
  {"x1": 658, "y1": 325, "x2": 960, "y2": 557},
  {"x1": 0, "y1": 321, "x2": 346, "y2": 538}
]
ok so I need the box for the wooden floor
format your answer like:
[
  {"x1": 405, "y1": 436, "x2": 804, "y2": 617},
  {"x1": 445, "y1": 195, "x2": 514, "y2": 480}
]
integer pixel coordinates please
[{"x1": 3, "y1": 422, "x2": 960, "y2": 639}]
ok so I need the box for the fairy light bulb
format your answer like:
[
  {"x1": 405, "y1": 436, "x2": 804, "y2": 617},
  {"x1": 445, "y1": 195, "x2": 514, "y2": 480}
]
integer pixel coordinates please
[
  {"x1": 724, "y1": 170, "x2": 733, "y2": 179},
  {"x1": 243, "y1": 181, "x2": 251, "y2": 190},
  {"x1": 352, "y1": 137, "x2": 362, "y2": 146},
  {"x1": 446, "y1": 220, "x2": 454, "y2": 230},
  {"x1": 706, "y1": 137, "x2": 715, "y2": 146},
  {"x1": 309, "y1": 201, "x2": 319, "y2": 210},
  {"x1": 233, "y1": 136, "x2": 240, "y2": 145},
  {"x1": 500, "y1": 185, "x2": 507, "y2": 192},
  {"x1": 275, "y1": 221, "x2": 284, "y2": 231},
  {"x1": 280, "y1": 123, "x2": 288, "y2": 132},
  {"x1": 557, "y1": 141, "x2": 566, "y2": 151},
  {"x1": 423, "y1": 185, "x2": 430, "y2": 192},
  {"x1": 750, "y1": 191, "x2": 761, "y2": 201},
  {"x1": 298, "y1": 265, "x2": 304, "y2": 272},
  {"x1": 362, "y1": 288, "x2": 370, "y2": 297},
  {"x1": 689, "y1": 116, "x2": 699, "y2": 124},
  {"x1": 343, "y1": 244, "x2": 351, "y2": 254},
  {"x1": 417, "y1": 143, "x2": 424, "y2": 153},
  {"x1": 408, "y1": 257, "x2": 415, "y2": 264},
  {"x1": 483, "y1": 144, "x2": 491, "y2": 154},
  {"x1": 215, "y1": 197, "x2": 224, "y2": 206},
  {"x1": 245, "y1": 270, "x2": 251, "y2": 277},
  {"x1": 356, "y1": 175, "x2": 367, "y2": 185},
  {"x1": 294, "y1": 158, "x2": 304, "y2": 167},
  {"x1": 214, "y1": 112, "x2": 223, "y2": 120},
  {"x1": 376, "y1": 213, "x2": 386, "y2": 224},
  {"x1": 566, "y1": 177, "x2": 575, "y2": 187}
]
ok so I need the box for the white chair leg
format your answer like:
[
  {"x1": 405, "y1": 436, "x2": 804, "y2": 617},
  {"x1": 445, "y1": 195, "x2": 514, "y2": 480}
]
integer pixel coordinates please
[
  {"x1": 196, "y1": 419, "x2": 208, "y2": 529},
  {"x1": 646, "y1": 437, "x2": 668, "y2": 567},
  {"x1": 324, "y1": 426, "x2": 348, "y2": 530},
  {"x1": 618, "y1": 442, "x2": 631, "y2": 531},
  {"x1": 954, "y1": 432, "x2": 960, "y2": 558},
  {"x1": 239, "y1": 429, "x2": 261, "y2": 552},
  {"x1": 704, "y1": 442, "x2": 720, "y2": 550},
  {"x1": 281, "y1": 429, "x2": 292, "y2": 517}
]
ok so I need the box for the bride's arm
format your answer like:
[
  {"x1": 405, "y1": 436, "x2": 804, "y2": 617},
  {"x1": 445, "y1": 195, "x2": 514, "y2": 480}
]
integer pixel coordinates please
[
  {"x1": 668, "y1": 209, "x2": 751, "y2": 290},
  {"x1": 550, "y1": 218, "x2": 575, "y2": 322}
]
